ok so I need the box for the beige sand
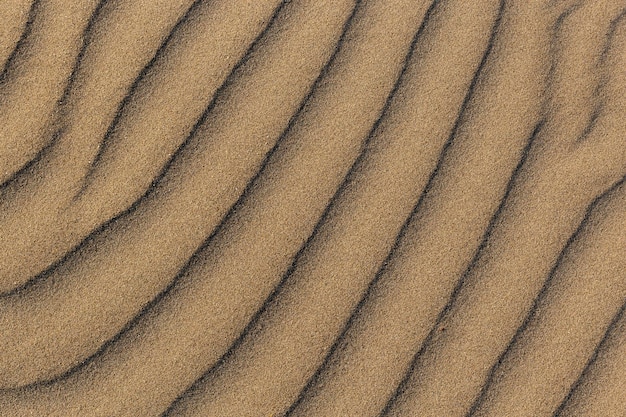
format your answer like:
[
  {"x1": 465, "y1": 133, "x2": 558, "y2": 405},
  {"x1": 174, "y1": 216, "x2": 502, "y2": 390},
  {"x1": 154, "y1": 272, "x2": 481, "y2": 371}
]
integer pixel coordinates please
[{"x1": 0, "y1": 0, "x2": 624, "y2": 416}]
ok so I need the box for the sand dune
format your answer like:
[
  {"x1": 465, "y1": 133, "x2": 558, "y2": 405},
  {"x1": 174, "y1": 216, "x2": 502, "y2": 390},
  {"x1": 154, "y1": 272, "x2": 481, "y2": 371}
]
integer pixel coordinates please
[{"x1": 0, "y1": 0, "x2": 624, "y2": 416}]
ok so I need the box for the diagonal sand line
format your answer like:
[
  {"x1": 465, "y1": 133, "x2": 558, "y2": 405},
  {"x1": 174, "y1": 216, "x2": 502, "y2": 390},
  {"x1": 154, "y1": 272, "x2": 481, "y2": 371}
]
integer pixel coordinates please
[
  {"x1": 161, "y1": 1, "x2": 502, "y2": 416},
  {"x1": 0, "y1": 0, "x2": 344, "y2": 390},
  {"x1": 467, "y1": 180, "x2": 626, "y2": 417},
  {"x1": 554, "y1": 302, "x2": 626, "y2": 417},
  {"x1": 467, "y1": 10, "x2": 626, "y2": 417},
  {"x1": 283, "y1": 0, "x2": 567, "y2": 414},
  {"x1": 383, "y1": 2, "x2": 626, "y2": 416},
  {"x1": 0, "y1": 0, "x2": 355, "y2": 406},
  {"x1": 0, "y1": 0, "x2": 281, "y2": 295},
  {"x1": 0, "y1": 0, "x2": 101, "y2": 186},
  {"x1": 0, "y1": 0, "x2": 32, "y2": 71}
]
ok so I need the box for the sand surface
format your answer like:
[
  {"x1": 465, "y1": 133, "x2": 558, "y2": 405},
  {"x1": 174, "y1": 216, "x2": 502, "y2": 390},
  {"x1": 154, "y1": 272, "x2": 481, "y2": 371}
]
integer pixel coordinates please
[{"x1": 0, "y1": 0, "x2": 625, "y2": 416}]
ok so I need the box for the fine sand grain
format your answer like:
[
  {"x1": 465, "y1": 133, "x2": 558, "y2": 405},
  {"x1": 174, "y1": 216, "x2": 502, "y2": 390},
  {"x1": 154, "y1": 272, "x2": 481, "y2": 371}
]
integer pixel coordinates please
[{"x1": 0, "y1": 1, "x2": 624, "y2": 416}]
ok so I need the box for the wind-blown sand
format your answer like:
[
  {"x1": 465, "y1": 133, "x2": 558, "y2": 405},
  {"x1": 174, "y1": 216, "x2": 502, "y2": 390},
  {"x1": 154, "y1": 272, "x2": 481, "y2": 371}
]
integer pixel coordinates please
[{"x1": 0, "y1": 0, "x2": 624, "y2": 416}]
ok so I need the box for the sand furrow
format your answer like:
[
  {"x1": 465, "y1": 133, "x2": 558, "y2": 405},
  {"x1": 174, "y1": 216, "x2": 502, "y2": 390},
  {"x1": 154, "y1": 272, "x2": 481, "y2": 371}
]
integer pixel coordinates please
[
  {"x1": 467, "y1": 181, "x2": 626, "y2": 417},
  {"x1": 0, "y1": 0, "x2": 32, "y2": 70},
  {"x1": 0, "y1": 0, "x2": 100, "y2": 185},
  {"x1": 555, "y1": 303, "x2": 626, "y2": 417},
  {"x1": 0, "y1": 0, "x2": 350, "y2": 390},
  {"x1": 0, "y1": 0, "x2": 281, "y2": 294},
  {"x1": 286, "y1": 0, "x2": 566, "y2": 414},
  {"x1": 383, "y1": 2, "x2": 626, "y2": 416},
  {"x1": 161, "y1": 0, "x2": 502, "y2": 415}
]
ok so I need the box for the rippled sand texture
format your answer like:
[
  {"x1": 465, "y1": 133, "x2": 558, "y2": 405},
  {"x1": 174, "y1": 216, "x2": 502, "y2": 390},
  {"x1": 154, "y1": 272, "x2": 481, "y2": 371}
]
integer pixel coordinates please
[{"x1": 0, "y1": 0, "x2": 625, "y2": 416}]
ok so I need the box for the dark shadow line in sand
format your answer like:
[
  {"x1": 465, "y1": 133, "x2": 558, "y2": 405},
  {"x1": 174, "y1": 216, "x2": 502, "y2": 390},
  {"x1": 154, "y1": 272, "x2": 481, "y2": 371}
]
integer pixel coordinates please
[
  {"x1": 0, "y1": 0, "x2": 107, "y2": 191},
  {"x1": 280, "y1": 0, "x2": 488, "y2": 414},
  {"x1": 465, "y1": 174, "x2": 626, "y2": 417},
  {"x1": 379, "y1": 121, "x2": 541, "y2": 417},
  {"x1": 0, "y1": 0, "x2": 291, "y2": 300},
  {"x1": 377, "y1": 0, "x2": 515, "y2": 413},
  {"x1": 2, "y1": 0, "x2": 357, "y2": 395},
  {"x1": 552, "y1": 300, "x2": 626, "y2": 417},
  {"x1": 74, "y1": 0, "x2": 206, "y2": 198},
  {"x1": 0, "y1": 0, "x2": 39, "y2": 85}
]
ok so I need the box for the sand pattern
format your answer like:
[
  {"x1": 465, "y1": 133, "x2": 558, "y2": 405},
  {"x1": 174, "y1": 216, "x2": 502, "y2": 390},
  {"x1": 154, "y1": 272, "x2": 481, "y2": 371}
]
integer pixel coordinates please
[{"x1": 0, "y1": 0, "x2": 624, "y2": 416}]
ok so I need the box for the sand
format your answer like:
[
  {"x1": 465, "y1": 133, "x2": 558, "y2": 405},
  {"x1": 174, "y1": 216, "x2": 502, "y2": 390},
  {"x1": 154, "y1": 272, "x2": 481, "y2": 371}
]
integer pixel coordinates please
[{"x1": 0, "y1": 0, "x2": 624, "y2": 416}]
